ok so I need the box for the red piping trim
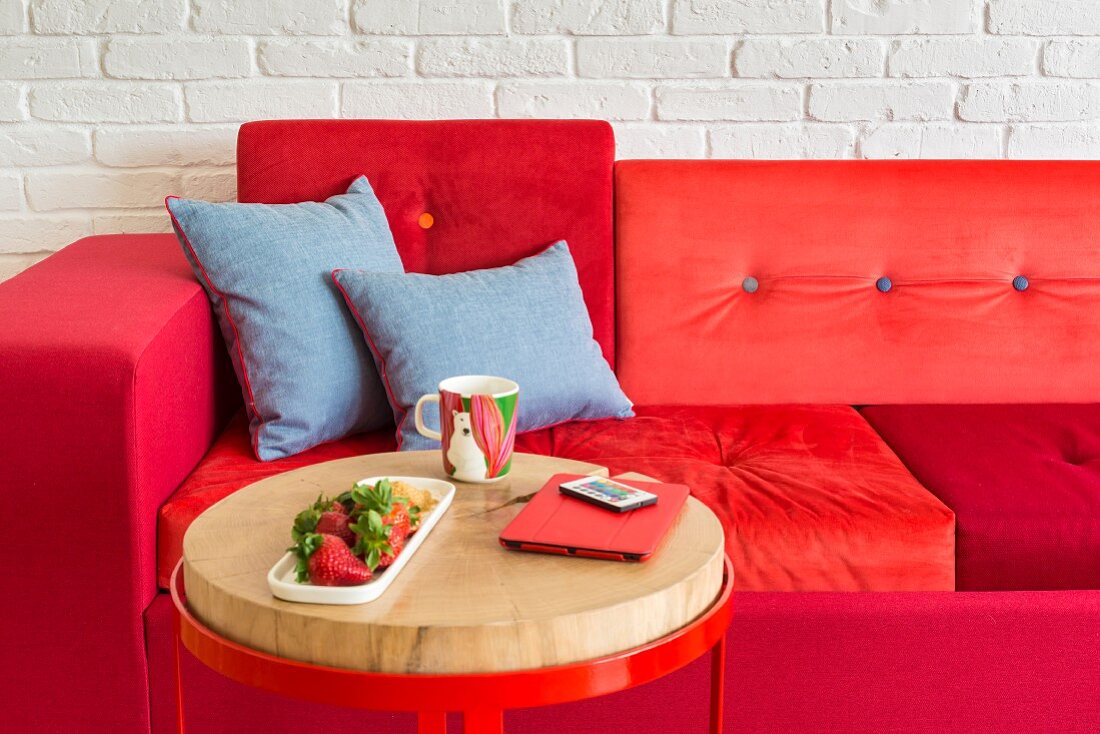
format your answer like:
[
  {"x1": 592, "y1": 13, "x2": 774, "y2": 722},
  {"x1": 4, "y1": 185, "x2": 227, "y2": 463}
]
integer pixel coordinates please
[
  {"x1": 331, "y1": 269, "x2": 406, "y2": 449},
  {"x1": 165, "y1": 195, "x2": 265, "y2": 459}
]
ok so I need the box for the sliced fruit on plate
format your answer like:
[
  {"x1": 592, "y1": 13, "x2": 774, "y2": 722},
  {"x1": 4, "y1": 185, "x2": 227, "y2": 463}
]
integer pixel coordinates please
[
  {"x1": 291, "y1": 532, "x2": 372, "y2": 586},
  {"x1": 390, "y1": 480, "x2": 438, "y2": 528}
]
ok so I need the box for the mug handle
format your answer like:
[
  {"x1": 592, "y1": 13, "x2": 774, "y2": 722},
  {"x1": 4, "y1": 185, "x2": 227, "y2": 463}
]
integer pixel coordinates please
[{"x1": 414, "y1": 394, "x2": 443, "y2": 441}]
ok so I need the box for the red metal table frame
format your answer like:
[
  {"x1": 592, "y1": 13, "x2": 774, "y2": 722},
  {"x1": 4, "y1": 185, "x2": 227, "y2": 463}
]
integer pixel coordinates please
[{"x1": 171, "y1": 556, "x2": 734, "y2": 734}]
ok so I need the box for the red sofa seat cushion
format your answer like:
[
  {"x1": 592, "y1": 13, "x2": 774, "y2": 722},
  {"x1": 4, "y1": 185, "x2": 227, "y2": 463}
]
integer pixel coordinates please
[
  {"x1": 159, "y1": 406, "x2": 953, "y2": 592},
  {"x1": 518, "y1": 405, "x2": 954, "y2": 591},
  {"x1": 861, "y1": 404, "x2": 1100, "y2": 591}
]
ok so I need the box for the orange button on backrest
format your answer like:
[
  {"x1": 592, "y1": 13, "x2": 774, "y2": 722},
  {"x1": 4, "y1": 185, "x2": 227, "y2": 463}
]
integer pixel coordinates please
[{"x1": 418, "y1": 213, "x2": 434, "y2": 229}]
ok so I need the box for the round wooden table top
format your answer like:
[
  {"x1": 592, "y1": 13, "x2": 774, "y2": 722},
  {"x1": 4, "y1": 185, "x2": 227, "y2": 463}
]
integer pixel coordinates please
[{"x1": 182, "y1": 451, "x2": 726, "y2": 674}]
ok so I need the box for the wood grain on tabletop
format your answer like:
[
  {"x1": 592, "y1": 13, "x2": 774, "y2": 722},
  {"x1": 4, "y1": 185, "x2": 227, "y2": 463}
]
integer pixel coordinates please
[{"x1": 183, "y1": 451, "x2": 725, "y2": 674}]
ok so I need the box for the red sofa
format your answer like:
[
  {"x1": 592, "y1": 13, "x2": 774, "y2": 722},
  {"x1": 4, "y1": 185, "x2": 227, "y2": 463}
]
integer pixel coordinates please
[{"x1": 3, "y1": 120, "x2": 1099, "y2": 733}]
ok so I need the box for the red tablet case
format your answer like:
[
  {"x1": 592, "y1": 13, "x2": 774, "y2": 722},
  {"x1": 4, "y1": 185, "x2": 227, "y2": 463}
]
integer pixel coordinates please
[{"x1": 498, "y1": 474, "x2": 690, "y2": 561}]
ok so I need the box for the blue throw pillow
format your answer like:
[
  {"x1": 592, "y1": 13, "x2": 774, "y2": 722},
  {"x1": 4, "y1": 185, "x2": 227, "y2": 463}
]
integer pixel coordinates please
[
  {"x1": 166, "y1": 176, "x2": 402, "y2": 461},
  {"x1": 332, "y1": 241, "x2": 633, "y2": 450}
]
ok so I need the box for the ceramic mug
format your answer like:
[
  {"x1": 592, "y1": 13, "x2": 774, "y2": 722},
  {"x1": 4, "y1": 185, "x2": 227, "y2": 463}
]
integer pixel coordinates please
[{"x1": 414, "y1": 375, "x2": 519, "y2": 484}]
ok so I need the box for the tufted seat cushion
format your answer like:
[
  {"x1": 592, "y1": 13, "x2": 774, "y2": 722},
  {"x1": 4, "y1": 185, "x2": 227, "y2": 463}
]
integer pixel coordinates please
[
  {"x1": 158, "y1": 405, "x2": 954, "y2": 591},
  {"x1": 861, "y1": 404, "x2": 1100, "y2": 591},
  {"x1": 517, "y1": 405, "x2": 954, "y2": 591}
]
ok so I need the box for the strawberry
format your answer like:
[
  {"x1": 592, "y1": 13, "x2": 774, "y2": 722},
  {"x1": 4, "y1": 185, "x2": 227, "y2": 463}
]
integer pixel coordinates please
[
  {"x1": 292, "y1": 495, "x2": 355, "y2": 547},
  {"x1": 384, "y1": 502, "x2": 411, "y2": 542},
  {"x1": 332, "y1": 490, "x2": 354, "y2": 514},
  {"x1": 347, "y1": 479, "x2": 415, "y2": 570},
  {"x1": 349, "y1": 510, "x2": 397, "y2": 571},
  {"x1": 349, "y1": 508, "x2": 393, "y2": 572},
  {"x1": 351, "y1": 479, "x2": 411, "y2": 537},
  {"x1": 315, "y1": 510, "x2": 355, "y2": 546},
  {"x1": 310, "y1": 493, "x2": 349, "y2": 517},
  {"x1": 292, "y1": 533, "x2": 372, "y2": 586},
  {"x1": 322, "y1": 499, "x2": 347, "y2": 515},
  {"x1": 381, "y1": 516, "x2": 408, "y2": 566}
]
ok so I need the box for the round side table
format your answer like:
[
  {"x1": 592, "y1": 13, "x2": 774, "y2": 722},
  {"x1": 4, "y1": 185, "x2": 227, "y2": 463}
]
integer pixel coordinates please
[{"x1": 173, "y1": 451, "x2": 732, "y2": 734}]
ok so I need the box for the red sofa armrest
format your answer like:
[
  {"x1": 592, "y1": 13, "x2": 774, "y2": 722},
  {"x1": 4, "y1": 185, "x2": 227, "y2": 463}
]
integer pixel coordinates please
[{"x1": 0, "y1": 235, "x2": 238, "y2": 731}]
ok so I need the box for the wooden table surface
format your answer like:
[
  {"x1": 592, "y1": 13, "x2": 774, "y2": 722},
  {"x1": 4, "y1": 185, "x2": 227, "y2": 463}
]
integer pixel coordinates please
[{"x1": 182, "y1": 451, "x2": 725, "y2": 674}]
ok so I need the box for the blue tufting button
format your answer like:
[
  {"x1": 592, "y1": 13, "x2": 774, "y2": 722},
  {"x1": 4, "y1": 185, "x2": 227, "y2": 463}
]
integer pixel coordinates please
[
  {"x1": 1013, "y1": 275, "x2": 1029, "y2": 292},
  {"x1": 742, "y1": 276, "x2": 759, "y2": 294},
  {"x1": 875, "y1": 276, "x2": 892, "y2": 293}
]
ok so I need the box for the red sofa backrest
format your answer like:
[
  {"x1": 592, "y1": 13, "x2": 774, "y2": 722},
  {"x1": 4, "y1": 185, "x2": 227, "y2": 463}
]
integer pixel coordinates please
[
  {"x1": 236, "y1": 119, "x2": 616, "y2": 364},
  {"x1": 616, "y1": 160, "x2": 1100, "y2": 405}
]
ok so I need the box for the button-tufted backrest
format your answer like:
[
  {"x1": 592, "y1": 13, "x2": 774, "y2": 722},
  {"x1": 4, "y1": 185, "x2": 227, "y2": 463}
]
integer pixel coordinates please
[
  {"x1": 615, "y1": 160, "x2": 1100, "y2": 405},
  {"x1": 236, "y1": 119, "x2": 615, "y2": 364}
]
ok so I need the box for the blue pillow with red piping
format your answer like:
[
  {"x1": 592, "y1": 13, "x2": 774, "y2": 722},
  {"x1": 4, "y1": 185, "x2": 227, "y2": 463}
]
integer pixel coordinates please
[
  {"x1": 166, "y1": 176, "x2": 402, "y2": 461},
  {"x1": 332, "y1": 241, "x2": 633, "y2": 451}
]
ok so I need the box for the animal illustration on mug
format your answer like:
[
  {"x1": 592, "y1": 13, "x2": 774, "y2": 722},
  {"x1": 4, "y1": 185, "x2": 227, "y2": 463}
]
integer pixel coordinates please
[{"x1": 446, "y1": 410, "x2": 486, "y2": 481}]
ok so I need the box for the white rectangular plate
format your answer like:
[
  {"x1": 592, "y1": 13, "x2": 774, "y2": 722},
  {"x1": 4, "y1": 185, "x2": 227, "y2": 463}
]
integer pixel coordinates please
[{"x1": 267, "y1": 475, "x2": 455, "y2": 605}]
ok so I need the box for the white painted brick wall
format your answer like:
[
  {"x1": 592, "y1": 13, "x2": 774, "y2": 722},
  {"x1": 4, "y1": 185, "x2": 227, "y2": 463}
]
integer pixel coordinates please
[
  {"x1": 958, "y1": 82, "x2": 1100, "y2": 121},
  {"x1": 0, "y1": 126, "x2": 90, "y2": 165},
  {"x1": 0, "y1": 0, "x2": 25, "y2": 34},
  {"x1": 25, "y1": 170, "x2": 181, "y2": 210},
  {"x1": 808, "y1": 81, "x2": 954, "y2": 121},
  {"x1": 94, "y1": 127, "x2": 236, "y2": 167},
  {"x1": 832, "y1": 0, "x2": 974, "y2": 35},
  {"x1": 418, "y1": 38, "x2": 568, "y2": 77},
  {"x1": 105, "y1": 37, "x2": 253, "y2": 80},
  {"x1": 0, "y1": 39, "x2": 98, "y2": 79},
  {"x1": 498, "y1": 82, "x2": 651, "y2": 119},
  {"x1": 735, "y1": 39, "x2": 885, "y2": 79},
  {"x1": 657, "y1": 83, "x2": 803, "y2": 120},
  {"x1": 184, "y1": 80, "x2": 338, "y2": 121},
  {"x1": 191, "y1": 0, "x2": 345, "y2": 36},
  {"x1": 29, "y1": 84, "x2": 182, "y2": 122},
  {"x1": 0, "y1": 171, "x2": 21, "y2": 210},
  {"x1": 861, "y1": 122, "x2": 1002, "y2": 157},
  {"x1": 577, "y1": 38, "x2": 730, "y2": 78},
  {"x1": 30, "y1": 0, "x2": 185, "y2": 34},
  {"x1": 710, "y1": 123, "x2": 855, "y2": 157},
  {"x1": 513, "y1": 0, "x2": 664, "y2": 35},
  {"x1": 1044, "y1": 41, "x2": 1100, "y2": 78},
  {"x1": 888, "y1": 38, "x2": 1037, "y2": 78},
  {"x1": 988, "y1": 0, "x2": 1100, "y2": 36},
  {"x1": 612, "y1": 122, "x2": 707, "y2": 157},
  {"x1": 259, "y1": 39, "x2": 411, "y2": 77},
  {"x1": 673, "y1": 0, "x2": 824, "y2": 34},
  {"x1": 3, "y1": 0, "x2": 1100, "y2": 280},
  {"x1": 342, "y1": 81, "x2": 495, "y2": 118},
  {"x1": 354, "y1": 0, "x2": 507, "y2": 36}
]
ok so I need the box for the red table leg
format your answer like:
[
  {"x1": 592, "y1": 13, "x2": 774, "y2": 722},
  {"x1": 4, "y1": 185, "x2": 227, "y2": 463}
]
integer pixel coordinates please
[
  {"x1": 174, "y1": 624, "x2": 186, "y2": 734},
  {"x1": 464, "y1": 708, "x2": 504, "y2": 734},
  {"x1": 710, "y1": 635, "x2": 726, "y2": 734},
  {"x1": 418, "y1": 711, "x2": 447, "y2": 734}
]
